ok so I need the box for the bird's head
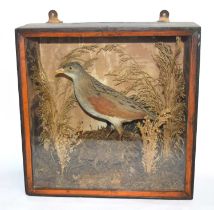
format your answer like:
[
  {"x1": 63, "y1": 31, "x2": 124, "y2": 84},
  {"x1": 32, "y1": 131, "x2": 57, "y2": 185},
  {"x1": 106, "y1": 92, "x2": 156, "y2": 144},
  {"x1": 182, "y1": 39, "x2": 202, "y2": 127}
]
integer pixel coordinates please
[{"x1": 55, "y1": 62, "x2": 84, "y2": 79}]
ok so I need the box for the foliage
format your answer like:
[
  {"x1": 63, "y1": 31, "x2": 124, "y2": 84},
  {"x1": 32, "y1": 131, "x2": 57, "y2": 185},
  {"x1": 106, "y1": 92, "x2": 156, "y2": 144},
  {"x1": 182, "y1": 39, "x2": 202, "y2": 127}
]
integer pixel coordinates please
[
  {"x1": 27, "y1": 40, "x2": 82, "y2": 175},
  {"x1": 153, "y1": 39, "x2": 186, "y2": 158},
  {"x1": 137, "y1": 109, "x2": 171, "y2": 173}
]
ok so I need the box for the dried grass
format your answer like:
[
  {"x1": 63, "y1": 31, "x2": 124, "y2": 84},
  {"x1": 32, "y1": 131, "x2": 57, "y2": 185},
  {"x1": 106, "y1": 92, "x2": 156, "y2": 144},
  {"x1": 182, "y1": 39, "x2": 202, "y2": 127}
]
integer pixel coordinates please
[
  {"x1": 137, "y1": 109, "x2": 171, "y2": 173},
  {"x1": 153, "y1": 38, "x2": 186, "y2": 159},
  {"x1": 27, "y1": 40, "x2": 82, "y2": 175}
]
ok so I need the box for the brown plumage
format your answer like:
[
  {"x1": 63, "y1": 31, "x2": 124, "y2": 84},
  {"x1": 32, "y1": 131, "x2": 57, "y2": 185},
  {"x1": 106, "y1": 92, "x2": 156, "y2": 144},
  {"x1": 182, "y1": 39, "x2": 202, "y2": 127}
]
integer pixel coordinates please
[{"x1": 56, "y1": 62, "x2": 154, "y2": 139}]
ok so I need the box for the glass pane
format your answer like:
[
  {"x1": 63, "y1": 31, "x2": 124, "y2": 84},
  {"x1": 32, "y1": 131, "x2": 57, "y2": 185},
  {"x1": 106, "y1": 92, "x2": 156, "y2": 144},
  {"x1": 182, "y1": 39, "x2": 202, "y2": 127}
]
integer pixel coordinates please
[{"x1": 25, "y1": 36, "x2": 187, "y2": 191}]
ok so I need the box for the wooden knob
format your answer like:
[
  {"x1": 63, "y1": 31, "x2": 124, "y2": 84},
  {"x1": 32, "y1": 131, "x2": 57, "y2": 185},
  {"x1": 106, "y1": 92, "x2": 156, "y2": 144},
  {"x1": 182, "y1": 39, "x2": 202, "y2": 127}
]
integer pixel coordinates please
[
  {"x1": 47, "y1": 10, "x2": 63, "y2": 24},
  {"x1": 159, "y1": 10, "x2": 169, "y2": 22}
]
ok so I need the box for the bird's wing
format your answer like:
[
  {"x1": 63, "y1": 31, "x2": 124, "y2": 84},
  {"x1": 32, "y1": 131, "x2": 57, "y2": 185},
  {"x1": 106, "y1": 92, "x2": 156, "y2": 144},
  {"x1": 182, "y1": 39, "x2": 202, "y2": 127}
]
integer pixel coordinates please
[
  {"x1": 87, "y1": 95, "x2": 145, "y2": 120},
  {"x1": 90, "y1": 77, "x2": 154, "y2": 119}
]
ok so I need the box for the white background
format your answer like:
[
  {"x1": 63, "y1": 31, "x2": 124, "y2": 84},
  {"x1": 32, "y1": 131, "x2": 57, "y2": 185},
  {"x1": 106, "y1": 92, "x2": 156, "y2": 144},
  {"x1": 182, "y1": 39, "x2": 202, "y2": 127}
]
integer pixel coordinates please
[{"x1": 0, "y1": 0, "x2": 213, "y2": 209}]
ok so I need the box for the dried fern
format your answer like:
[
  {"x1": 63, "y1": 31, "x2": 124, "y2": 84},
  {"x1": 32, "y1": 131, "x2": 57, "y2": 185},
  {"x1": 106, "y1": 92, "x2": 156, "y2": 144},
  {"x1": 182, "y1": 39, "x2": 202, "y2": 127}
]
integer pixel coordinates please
[
  {"x1": 59, "y1": 45, "x2": 99, "y2": 69},
  {"x1": 26, "y1": 40, "x2": 57, "y2": 149},
  {"x1": 137, "y1": 109, "x2": 171, "y2": 173},
  {"x1": 153, "y1": 38, "x2": 186, "y2": 159},
  {"x1": 27, "y1": 40, "x2": 81, "y2": 175}
]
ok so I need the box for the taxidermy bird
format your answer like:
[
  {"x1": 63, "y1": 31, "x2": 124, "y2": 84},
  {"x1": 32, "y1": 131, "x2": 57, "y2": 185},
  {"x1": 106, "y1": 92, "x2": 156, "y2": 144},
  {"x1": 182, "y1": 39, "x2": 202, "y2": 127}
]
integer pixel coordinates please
[{"x1": 56, "y1": 62, "x2": 154, "y2": 139}]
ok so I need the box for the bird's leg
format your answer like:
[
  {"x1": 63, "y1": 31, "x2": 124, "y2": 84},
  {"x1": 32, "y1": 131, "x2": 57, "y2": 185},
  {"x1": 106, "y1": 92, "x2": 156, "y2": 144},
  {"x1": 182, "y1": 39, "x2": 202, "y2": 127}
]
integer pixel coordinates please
[
  {"x1": 106, "y1": 128, "x2": 114, "y2": 138},
  {"x1": 106, "y1": 122, "x2": 114, "y2": 139},
  {"x1": 115, "y1": 124, "x2": 124, "y2": 141},
  {"x1": 119, "y1": 132, "x2": 124, "y2": 141}
]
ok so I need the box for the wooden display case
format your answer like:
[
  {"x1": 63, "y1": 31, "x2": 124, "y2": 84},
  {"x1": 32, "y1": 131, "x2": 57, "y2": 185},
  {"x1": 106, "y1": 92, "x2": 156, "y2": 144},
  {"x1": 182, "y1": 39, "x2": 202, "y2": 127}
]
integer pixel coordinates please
[{"x1": 15, "y1": 10, "x2": 201, "y2": 199}]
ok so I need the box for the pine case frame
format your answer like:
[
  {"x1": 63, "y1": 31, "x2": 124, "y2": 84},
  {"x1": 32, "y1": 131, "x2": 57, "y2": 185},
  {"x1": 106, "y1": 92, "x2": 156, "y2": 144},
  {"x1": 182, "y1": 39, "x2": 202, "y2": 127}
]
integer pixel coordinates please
[{"x1": 15, "y1": 22, "x2": 201, "y2": 199}]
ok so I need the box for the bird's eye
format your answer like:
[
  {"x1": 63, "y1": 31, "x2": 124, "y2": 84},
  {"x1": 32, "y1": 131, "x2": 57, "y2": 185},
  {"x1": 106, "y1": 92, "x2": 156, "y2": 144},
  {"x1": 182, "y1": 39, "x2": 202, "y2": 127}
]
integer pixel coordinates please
[{"x1": 69, "y1": 67, "x2": 72, "y2": 70}]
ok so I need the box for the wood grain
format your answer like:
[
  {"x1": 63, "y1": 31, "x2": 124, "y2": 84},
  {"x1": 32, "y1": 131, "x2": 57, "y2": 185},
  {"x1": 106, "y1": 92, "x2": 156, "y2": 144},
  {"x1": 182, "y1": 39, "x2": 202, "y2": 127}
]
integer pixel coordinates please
[
  {"x1": 185, "y1": 31, "x2": 200, "y2": 198},
  {"x1": 17, "y1": 34, "x2": 33, "y2": 192},
  {"x1": 21, "y1": 30, "x2": 192, "y2": 38}
]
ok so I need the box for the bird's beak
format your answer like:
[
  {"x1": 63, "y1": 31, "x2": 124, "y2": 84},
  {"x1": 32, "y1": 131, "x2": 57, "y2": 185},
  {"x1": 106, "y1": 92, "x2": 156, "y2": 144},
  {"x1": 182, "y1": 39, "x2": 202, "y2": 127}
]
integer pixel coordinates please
[{"x1": 55, "y1": 68, "x2": 64, "y2": 75}]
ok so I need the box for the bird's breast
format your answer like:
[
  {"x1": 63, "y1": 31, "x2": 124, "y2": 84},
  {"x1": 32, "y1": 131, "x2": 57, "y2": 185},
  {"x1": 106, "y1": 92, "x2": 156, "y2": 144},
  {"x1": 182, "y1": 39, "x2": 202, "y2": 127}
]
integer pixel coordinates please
[{"x1": 73, "y1": 81, "x2": 104, "y2": 119}]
